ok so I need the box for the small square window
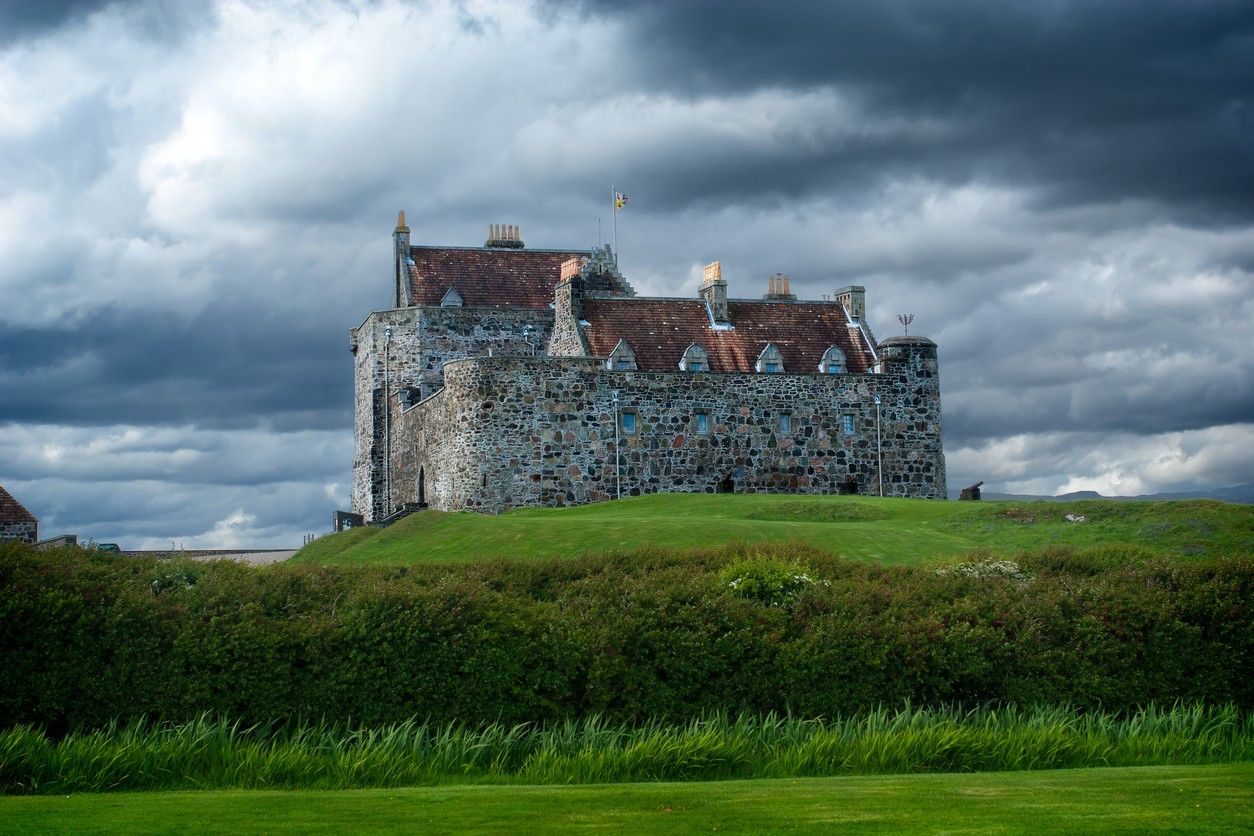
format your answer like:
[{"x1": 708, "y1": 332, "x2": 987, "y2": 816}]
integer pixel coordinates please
[
  {"x1": 695, "y1": 412, "x2": 710, "y2": 434},
  {"x1": 615, "y1": 359, "x2": 633, "y2": 371},
  {"x1": 779, "y1": 413, "x2": 792, "y2": 435},
  {"x1": 621, "y1": 411, "x2": 637, "y2": 434},
  {"x1": 765, "y1": 363, "x2": 780, "y2": 373},
  {"x1": 842, "y1": 414, "x2": 855, "y2": 435},
  {"x1": 828, "y1": 363, "x2": 843, "y2": 374},
  {"x1": 689, "y1": 362, "x2": 703, "y2": 372}
]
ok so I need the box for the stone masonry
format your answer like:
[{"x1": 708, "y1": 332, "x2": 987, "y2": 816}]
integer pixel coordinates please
[{"x1": 387, "y1": 338, "x2": 943, "y2": 514}]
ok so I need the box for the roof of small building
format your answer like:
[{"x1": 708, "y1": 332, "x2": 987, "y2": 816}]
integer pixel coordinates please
[
  {"x1": 580, "y1": 298, "x2": 876, "y2": 374},
  {"x1": 407, "y1": 246, "x2": 586, "y2": 309},
  {"x1": 0, "y1": 485, "x2": 37, "y2": 524}
]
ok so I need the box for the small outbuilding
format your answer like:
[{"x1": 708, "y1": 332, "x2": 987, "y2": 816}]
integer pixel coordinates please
[{"x1": 0, "y1": 484, "x2": 38, "y2": 543}]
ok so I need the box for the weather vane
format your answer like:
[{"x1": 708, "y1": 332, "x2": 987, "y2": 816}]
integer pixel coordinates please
[{"x1": 897, "y1": 313, "x2": 915, "y2": 336}]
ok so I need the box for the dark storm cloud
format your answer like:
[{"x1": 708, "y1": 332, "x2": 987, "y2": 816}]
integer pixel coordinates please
[
  {"x1": 0, "y1": 302, "x2": 352, "y2": 431},
  {"x1": 0, "y1": 0, "x2": 108, "y2": 39},
  {"x1": 559, "y1": 0, "x2": 1254, "y2": 223},
  {"x1": 0, "y1": 0, "x2": 205, "y2": 44}
]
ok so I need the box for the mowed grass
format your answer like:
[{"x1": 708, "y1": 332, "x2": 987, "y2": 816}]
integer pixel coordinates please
[
  {"x1": 293, "y1": 493, "x2": 1253, "y2": 566},
  {"x1": 3, "y1": 764, "x2": 1251, "y2": 834}
]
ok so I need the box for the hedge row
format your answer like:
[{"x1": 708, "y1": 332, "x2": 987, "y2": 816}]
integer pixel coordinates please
[{"x1": 1, "y1": 541, "x2": 1250, "y2": 731}]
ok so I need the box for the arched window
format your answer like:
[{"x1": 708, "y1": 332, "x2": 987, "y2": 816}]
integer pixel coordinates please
[
  {"x1": 755, "y1": 343, "x2": 784, "y2": 373},
  {"x1": 607, "y1": 339, "x2": 637, "y2": 371},
  {"x1": 680, "y1": 343, "x2": 709, "y2": 372},
  {"x1": 819, "y1": 345, "x2": 847, "y2": 374}
]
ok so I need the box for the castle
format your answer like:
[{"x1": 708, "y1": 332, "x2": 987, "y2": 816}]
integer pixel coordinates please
[{"x1": 350, "y1": 215, "x2": 945, "y2": 521}]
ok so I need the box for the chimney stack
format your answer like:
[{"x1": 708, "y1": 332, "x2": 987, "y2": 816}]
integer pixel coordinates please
[
  {"x1": 834, "y1": 285, "x2": 866, "y2": 320},
  {"x1": 393, "y1": 210, "x2": 412, "y2": 307},
  {"x1": 699, "y1": 260, "x2": 729, "y2": 323},
  {"x1": 560, "y1": 256, "x2": 585, "y2": 281}
]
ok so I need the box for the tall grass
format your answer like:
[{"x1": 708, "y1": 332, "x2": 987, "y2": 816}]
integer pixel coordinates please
[{"x1": 2, "y1": 704, "x2": 1250, "y2": 794}]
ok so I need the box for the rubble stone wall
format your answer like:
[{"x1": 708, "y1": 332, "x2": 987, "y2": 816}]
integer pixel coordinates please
[
  {"x1": 0, "y1": 520, "x2": 37, "y2": 543},
  {"x1": 389, "y1": 339, "x2": 944, "y2": 514},
  {"x1": 350, "y1": 306, "x2": 554, "y2": 520}
]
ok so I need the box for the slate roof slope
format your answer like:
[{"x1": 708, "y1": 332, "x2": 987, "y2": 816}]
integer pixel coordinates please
[
  {"x1": 406, "y1": 246, "x2": 587, "y2": 309},
  {"x1": 0, "y1": 485, "x2": 37, "y2": 523},
  {"x1": 580, "y1": 298, "x2": 876, "y2": 374}
]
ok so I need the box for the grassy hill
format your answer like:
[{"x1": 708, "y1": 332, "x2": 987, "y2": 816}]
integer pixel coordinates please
[{"x1": 293, "y1": 493, "x2": 1253, "y2": 566}]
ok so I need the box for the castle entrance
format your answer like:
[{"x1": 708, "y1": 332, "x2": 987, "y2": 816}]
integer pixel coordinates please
[
  {"x1": 418, "y1": 467, "x2": 427, "y2": 508},
  {"x1": 717, "y1": 474, "x2": 735, "y2": 493}
]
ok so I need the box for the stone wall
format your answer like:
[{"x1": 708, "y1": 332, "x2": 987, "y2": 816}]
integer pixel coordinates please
[
  {"x1": 389, "y1": 343, "x2": 944, "y2": 514},
  {"x1": 351, "y1": 305, "x2": 554, "y2": 520},
  {"x1": 1, "y1": 520, "x2": 37, "y2": 543}
]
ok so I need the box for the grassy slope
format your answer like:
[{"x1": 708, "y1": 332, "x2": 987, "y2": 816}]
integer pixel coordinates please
[
  {"x1": 3, "y1": 764, "x2": 1250, "y2": 834},
  {"x1": 294, "y1": 493, "x2": 1252, "y2": 566}
]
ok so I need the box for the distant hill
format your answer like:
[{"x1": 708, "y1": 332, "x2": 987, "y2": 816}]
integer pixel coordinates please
[{"x1": 947, "y1": 482, "x2": 1254, "y2": 504}]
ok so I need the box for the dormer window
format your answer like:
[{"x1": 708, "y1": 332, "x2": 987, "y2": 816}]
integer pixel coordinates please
[
  {"x1": 755, "y1": 344, "x2": 784, "y2": 374},
  {"x1": 820, "y1": 346, "x2": 847, "y2": 374},
  {"x1": 680, "y1": 343, "x2": 709, "y2": 372},
  {"x1": 607, "y1": 339, "x2": 637, "y2": 371},
  {"x1": 439, "y1": 287, "x2": 464, "y2": 307}
]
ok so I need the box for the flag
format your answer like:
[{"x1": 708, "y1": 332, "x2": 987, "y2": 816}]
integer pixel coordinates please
[{"x1": 615, "y1": 192, "x2": 629, "y2": 209}]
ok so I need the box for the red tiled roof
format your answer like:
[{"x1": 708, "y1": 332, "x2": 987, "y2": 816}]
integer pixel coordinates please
[
  {"x1": 580, "y1": 298, "x2": 876, "y2": 373},
  {"x1": 406, "y1": 246, "x2": 585, "y2": 309},
  {"x1": 0, "y1": 485, "x2": 36, "y2": 523}
]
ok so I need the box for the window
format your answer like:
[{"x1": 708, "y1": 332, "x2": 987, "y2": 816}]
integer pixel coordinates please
[
  {"x1": 621, "y1": 411, "x2": 637, "y2": 434},
  {"x1": 756, "y1": 343, "x2": 784, "y2": 373},
  {"x1": 680, "y1": 343, "x2": 709, "y2": 372},
  {"x1": 842, "y1": 414, "x2": 855, "y2": 435},
  {"x1": 779, "y1": 413, "x2": 792, "y2": 435},
  {"x1": 820, "y1": 346, "x2": 847, "y2": 374},
  {"x1": 695, "y1": 411, "x2": 710, "y2": 434},
  {"x1": 607, "y1": 339, "x2": 637, "y2": 371}
]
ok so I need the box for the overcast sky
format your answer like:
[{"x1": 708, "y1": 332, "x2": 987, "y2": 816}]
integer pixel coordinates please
[{"x1": 2, "y1": 0, "x2": 1251, "y2": 547}]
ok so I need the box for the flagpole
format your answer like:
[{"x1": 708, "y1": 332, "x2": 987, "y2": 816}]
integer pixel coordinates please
[{"x1": 611, "y1": 184, "x2": 618, "y2": 265}]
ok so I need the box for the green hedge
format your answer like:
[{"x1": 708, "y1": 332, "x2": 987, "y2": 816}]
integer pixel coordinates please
[{"x1": 1, "y1": 542, "x2": 1250, "y2": 731}]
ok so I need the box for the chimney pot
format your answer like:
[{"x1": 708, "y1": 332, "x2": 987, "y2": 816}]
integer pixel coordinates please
[
  {"x1": 702, "y1": 261, "x2": 723, "y2": 285},
  {"x1": 783, "y1": 274, "x2": 791, "y2": 294}
]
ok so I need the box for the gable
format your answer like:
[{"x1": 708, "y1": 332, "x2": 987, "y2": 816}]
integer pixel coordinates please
[{"x1": 0, "y1": 485, "x2": 37, "y2": 524}]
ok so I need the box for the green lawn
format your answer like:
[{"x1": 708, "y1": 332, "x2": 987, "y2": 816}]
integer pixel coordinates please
[
  {"x1": 294, "y1": 493, "x2": 1252, "y2": 566},
  {"x1": 3, "y1": 763, "x2": 1250, "y2": 834}
]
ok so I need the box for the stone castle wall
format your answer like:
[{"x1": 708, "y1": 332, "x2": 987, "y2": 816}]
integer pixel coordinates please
[
  {"x1": 351, "y1": 306, "x2": 554, "y2": 520},
  {"x1": 1, "y1": 520, "x2": 38, "y2": 543},
  {"x1": 388, "y1": 341, "x2": 944, "y2": 514}
]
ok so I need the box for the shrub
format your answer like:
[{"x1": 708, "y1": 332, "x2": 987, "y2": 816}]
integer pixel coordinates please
[
  {"x1": 0, "y1": 541, "x2": 1250, "y2": 731},
  {"x1": 718, "y1": 555, "x2": 816, "y2": 608}
]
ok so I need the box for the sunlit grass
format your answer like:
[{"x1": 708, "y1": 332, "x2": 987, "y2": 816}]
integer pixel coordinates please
[
  {"x1": 293, "y1": 493, "x2": 1253, "y2": 566},
  {"x1": 4, "y1": 704, "x2": 1249, "y2": 794}
]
